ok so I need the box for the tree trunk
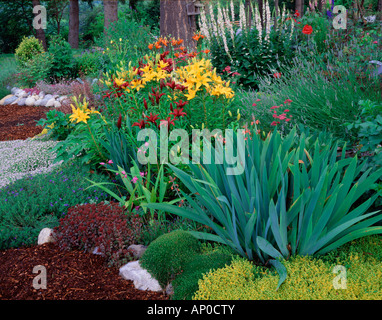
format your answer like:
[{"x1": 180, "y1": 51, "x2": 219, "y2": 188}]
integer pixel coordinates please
[
  {"x1": 160, "y1": 0, "x2": 194, "y2": 49},
  {"x1": 103, "y1": 0, "x2": 118, "y2": 31},
  {"x1": 68, "y1": 0, "x2": 79, "y2": 49},
  {"x1": 258, "y1": 0, "x2": 264, "y2": 29},
  {"x1": 295, "y1": 0, "x2": 303, "y2": 16},
  {"x1": 245, "y1": 0, "x2": 252, "y2": 29},
  {"x1": 274, "y1": 0, "x2": 278, "y2": 28},
  {"x1": 32, "y1": 0, "x2": 47, "y2": 50},
  {"x1": 378, "y1": 0, "x2": 382, "y2": 20}
]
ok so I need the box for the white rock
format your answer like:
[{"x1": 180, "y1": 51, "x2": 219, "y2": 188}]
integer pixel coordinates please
[
  {"x1": 45, "y1": 98, "x2": 56, "y2": 107},
  {"x1": 119, "y1": 260, "x2": 163, "y2": 292},
  {"x1": 58, "y1": 95, "x2": 67, "y2": 102},
  {"x1": 25, "y1": 97, "x2": 36, "y2": 106},
  {"x1": 127, "y1": 244, "x2": 147, "y2": 259},
  {"x1": 11, "y1": 87, "x2": 18, "y2": 95},
  {"x1": 39, "y1": 91, "x2": 45, "y2": 98},
  {"x1": 11, "y1": 97, "x2": 21, "y2": 105},
  {"x1": 0, "y1": 94, "x2": 14, "y2": 105},
  {"x1": 34, "y1": 99, "x2": 43, "y2": 106},
  {"x1": 53, "y1": 101, "x2": 61, "y2": 108},
  {"x1": 17, "y1": 98, "x2": 27, "y2": 106},
  {"x1": 38, "y1": 228, "x2": 55, "y2": 245},
  {"x1": 18, "y1": 90, "x2": 28, "y2": 98}
]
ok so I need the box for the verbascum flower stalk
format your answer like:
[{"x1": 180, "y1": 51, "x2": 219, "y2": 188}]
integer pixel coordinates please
[
  {"x1": 239, "y1": 2, "x2": 247, "y2": 34},
  {"x1": 265, "y1": 0, "x2": 271, "y2": 41},
  {"x1": 200, "y1": 8, "x2": 211, "y2": 41},
  {"x1": 217, "y1": 6, "x2": 231, "y2": 59},
  {"x1": 223, "y1": 6, "x2": 235, "y2": 45}
]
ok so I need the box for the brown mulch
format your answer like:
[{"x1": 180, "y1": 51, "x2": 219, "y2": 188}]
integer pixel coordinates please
[
  {"x1": 0, "y1": 242, "x2": 168, "y2": 300},
  {"x1": 0, "y1": 104, "x2": 53, "y2": 141},
  {"x1": 0, "y1": 104, "x2": 169, "y2": 300}
]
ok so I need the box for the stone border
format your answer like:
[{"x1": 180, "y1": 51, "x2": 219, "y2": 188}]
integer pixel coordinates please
[{"x1": 0, "y1": 87, "x2": 71, "y2": 108}]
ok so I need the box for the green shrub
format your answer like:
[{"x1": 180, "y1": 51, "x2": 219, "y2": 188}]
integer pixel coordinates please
[
  {"x1": 140, "y1": 230, "x2": 201, "y2": 287},
  {"x1": 171, "y1": 243, "x2": 236, "y2": 300},
  {"x1": 194, "y1": 236, "x2": 382, "y2": 300},
  {"x1": 48, "y1": 36, "x2": 75, "y2": 80},
  {"x1": 74, "y1": 49, "x2": 107, "y2": 78},
  {"x1": 17, "y1": 52, "x2": 54, "y2": 87},
  {"x1": 15, "y1": 36, "x2": 44, "y2": 65},
  {"x1": 0, "y1": 158, "x2": 120, "y2": 249},
  {"x1": 36, "y1": 109, "x2": 75, "y2": 141},
  {"x1": 345, "y1": 100, "x2": 382, "y2": 172}
]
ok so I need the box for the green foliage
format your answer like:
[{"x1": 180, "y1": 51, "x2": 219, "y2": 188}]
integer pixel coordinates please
[
  {"x1": 345, "y1": 100, "x2": 382, "y2": 171},
  {"x1": 0, "y1": 158, "x2": 119, "y2": 249},
  {"x1": 139, "y1": 230, "x2": 201, "y2": 288},
  {"x1": 74, "y1": 49, "x2": 108, "y2": 78},
  {"x1": 36, "y1": 109, "x2": 75, "y2": 141},
  {"x1": 0, "y1": 54, "x2": 18, "y2": 98},
  {"x1": 209, "y1": 24, "x2": 296, "y2": 90},
  {"x1": 194, "y1": 236, "x2": 382, "y2": 300},
  {"x1": 171, "y1": 243, "x2": 236, "y2": 300},
  {"x1": 99, "y1": 117, "x2": 139, "y2": 179},
  {"x1": 94, "y1": 18, "x2": 155, "y2": 71},
  {"x1": 51, "y1": 114, "x2": 106, "y2": 167},
  {"x1": 17, "y1": 52, "x2": 54, "y2": 88},
  {"x1": 48, "y1": 36, "x2": 75, "y2": 80},
  {"x1": 15, "y1": 36, "x2": 44, "y2": 65},
  {"x1": 0, "y1": 1, "x2": 34, "y2": 54},
  {"x1": 148, "y1": 127, "x2": 382, "y2": 270}
]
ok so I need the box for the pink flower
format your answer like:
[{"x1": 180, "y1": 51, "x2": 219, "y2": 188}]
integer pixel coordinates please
[
  {"x1": 284, "y1": 109, "x2": 290, "y2": 112},
  {"x1": 252, "y1": 103, "x2": 257, "y2": 107},
  {"x1": 271, "y1": 121, "x2": 278, "y2": 126},
  {"x1": 285, "y1": 118, "x2": 291, "y2": 122},
  {"x1": 284, "y1": 99, "x2": 293, "y2": 104},
  {"x1": 373, "y1": 41, "x2": 378, "y2": 44},
  {"x1": 131, "y1": 176, "x2": 138, "y2": 184},
  {"x1": 270, "y1": 106, "x2": 279, "y2": 110},
  {"x1": 108, "y1": 160, "x2": 113, "y2": 164},
  {"x1": 256, "y1": 99, "x2": 261, "y2": 102},
  {"x1": 100, "y1": 162, "x2": 105, "y2": 166}
]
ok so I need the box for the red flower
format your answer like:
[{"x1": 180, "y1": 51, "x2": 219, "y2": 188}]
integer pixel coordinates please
[
  {"x1": 302, "y1": 25, "x2": 313, "y2": 35},
  {"x1": 132, "y1": 119, "x2": 147, "y2": 129},
  {"x1": 145, "y1": 112, "x2": 160, "y2": 124},
  {"x1": 273, "y1": 72, "x2": 282, "y2": 78},
  {"x1": 270, "y1": 106, "x2": 279, "y2": 110},
  {"x1": 223, "y1": 66, "x2": 231, "y2": 73},
  {"x1": 271, "y1": 121, "x2": 279, "y2": 126},
  {"x1": 162, "y1": 116, "x2": 176, "y2": 127},
  {"x1": 284, "y1": 99, "x2": 293, "y2": 104},
  {"x1": 174, "y1": 99, "x2": 188, "y2": 109},
  {"x1": 117, "y1": 113, "x2": 122, "y2": 130},
  {"x1": 170, "y1": 108, "x2": 187, "y2": 118},
  {"x1": 294, "y1": 10, "x2": 300, "y2": 17},
  {"x1": 143, "y1": 98, "x2": 148, "y2": 110}
]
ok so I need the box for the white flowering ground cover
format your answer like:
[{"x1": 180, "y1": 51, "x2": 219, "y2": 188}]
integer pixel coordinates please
[{"x1": 0, "y1": 137, "x2": 62, "y2": 189}]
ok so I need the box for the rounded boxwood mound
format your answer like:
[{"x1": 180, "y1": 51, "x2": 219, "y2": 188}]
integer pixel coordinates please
[{"x1": 139, "y1": 229, "x2": 201, "y2": 288}]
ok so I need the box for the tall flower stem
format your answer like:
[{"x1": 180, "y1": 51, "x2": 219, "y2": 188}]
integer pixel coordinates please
[{"x1": 87, "y1": 123, "x2": 105, "y2": 160}]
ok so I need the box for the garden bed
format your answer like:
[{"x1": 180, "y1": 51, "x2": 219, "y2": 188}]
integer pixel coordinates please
[
  {"x1": 0, "y1": 242, "x2": 168, "y2": 300},
  {"x1": 0, "y1": 104, "x2": 52, "y2": 141}
]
